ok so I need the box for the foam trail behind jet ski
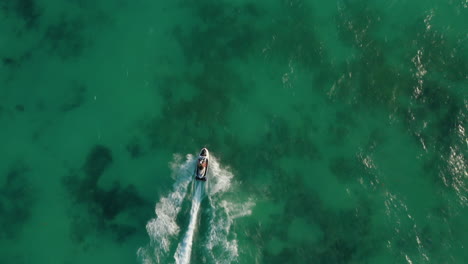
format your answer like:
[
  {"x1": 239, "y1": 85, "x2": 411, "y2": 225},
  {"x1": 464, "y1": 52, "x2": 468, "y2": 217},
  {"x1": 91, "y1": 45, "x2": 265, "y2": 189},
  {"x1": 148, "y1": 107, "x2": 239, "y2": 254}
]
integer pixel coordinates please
[
  {"x1": 205, "y1": 155, "x2": 233, "y2": 196},
  {"x1": 137, "y1": 154, "x2": 195, "y2": 263},
  {"x1": 174, "y1": 181, "x2": 204, "y2": 264},
  {"x1": 138, "y1": 153, "x2": 254, "y2": 264},
  {"x1": 204, "y1": 156, "x2": 254, "y2": 264}
]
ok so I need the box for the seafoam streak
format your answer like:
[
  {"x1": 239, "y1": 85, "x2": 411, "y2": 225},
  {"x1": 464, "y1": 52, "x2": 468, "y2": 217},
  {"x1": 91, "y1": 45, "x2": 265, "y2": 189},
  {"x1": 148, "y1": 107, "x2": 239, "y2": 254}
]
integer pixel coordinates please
[
  {"x1": 174, "y1": 181, "x2": 204, "y2": 264},
  {"x1": 138, "y1": 154, "x2": 195, "y2": 263},
  {"x1": 138, "y1": 153, "x2": 254, "y2": 264},
  {"x1": 204, "y1": 156, "x2": 255, "y2": 264}
]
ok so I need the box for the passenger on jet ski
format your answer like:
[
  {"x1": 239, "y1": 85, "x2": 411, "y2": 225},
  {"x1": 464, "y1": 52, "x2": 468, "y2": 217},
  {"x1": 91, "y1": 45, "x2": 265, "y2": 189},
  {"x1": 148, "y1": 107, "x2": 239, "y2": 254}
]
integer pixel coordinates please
[{"x1": 195, "y1": 148, "x2": 209, "y2": 181}]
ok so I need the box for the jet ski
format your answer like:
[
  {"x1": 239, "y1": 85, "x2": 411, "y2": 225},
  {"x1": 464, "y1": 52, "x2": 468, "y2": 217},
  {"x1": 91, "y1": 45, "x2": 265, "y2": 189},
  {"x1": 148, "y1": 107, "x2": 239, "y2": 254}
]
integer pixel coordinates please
[{"x1": 195, "y1": 148, "x2": 209, "y2": 181}]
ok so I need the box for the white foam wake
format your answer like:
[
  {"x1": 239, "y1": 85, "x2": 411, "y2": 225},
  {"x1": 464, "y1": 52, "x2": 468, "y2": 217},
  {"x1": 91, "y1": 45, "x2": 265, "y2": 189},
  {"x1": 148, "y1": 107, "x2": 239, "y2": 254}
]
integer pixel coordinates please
[
  {"x1": 138, "y1": 153, "x2": 254, "y2": 264},
  {"x1": 137, "y1": 154, "x2": 195, "y2": 264},
  {"x1": 174, "y1": 181, "x2": 204, "y2": 264},
  {"x1": 203, "y1": 156, "x2": 255, "y2": 264},
  {"x1": 205, "y1": 198, "x2": 255, "y2": 264}
]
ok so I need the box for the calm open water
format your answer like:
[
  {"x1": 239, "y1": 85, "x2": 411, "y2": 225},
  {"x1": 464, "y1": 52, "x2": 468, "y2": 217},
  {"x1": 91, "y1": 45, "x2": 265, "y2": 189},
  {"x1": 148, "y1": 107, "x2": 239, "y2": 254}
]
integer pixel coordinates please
[{"x1": 0, "y1": 0, "x2": 467, "y2": 263}]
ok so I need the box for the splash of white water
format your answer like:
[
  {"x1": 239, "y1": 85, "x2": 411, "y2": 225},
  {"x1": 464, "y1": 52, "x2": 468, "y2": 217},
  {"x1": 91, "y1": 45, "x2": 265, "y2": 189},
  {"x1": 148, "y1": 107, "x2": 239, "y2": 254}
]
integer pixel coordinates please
[
  {"x1": 137, "y1": 154, "x2": 195, "y2": 263},
  {"x1": 204, "y1": 156, "x2": 255, "y2": 264},
  {"x1": 138, "y1": 153, "x2": 254, "y2": 264},
  {"x1": 205, "y1": 198, "x2": 255, "y2": 264},
  {"x1": 174, "y1": 181, "x2": 204, "y2": 264}
]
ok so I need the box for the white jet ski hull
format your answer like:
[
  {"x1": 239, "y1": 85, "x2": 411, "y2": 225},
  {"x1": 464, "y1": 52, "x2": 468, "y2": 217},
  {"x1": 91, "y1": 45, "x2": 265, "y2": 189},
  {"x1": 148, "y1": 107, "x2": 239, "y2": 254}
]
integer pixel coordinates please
[{"x1": 195, "y1": 148, "x2": 209, "y2": 181}]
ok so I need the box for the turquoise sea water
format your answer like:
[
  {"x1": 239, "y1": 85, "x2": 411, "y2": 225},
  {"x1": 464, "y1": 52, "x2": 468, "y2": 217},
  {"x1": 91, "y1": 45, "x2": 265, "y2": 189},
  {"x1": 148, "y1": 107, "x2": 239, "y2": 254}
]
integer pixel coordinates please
[{"x1": 0, "y1": 0, "x2": 467, "y2": 263}]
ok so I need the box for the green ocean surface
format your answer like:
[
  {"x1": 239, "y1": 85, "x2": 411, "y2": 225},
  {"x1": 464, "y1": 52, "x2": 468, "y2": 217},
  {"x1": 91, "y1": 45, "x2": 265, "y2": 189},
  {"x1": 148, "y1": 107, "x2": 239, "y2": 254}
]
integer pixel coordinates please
[{"x1": 0, "y1": 0, "x2": 467, "y2": 263}]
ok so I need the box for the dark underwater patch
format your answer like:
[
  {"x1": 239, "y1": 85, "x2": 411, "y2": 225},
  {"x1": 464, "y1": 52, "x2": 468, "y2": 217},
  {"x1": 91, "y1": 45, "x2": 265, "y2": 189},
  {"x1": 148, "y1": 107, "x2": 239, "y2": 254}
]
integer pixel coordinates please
[
  {"x1": 0, "y1": 0, "x2": 42, "y2": 29},
  {"x1": 264, "y1": 116, "x2": 321, "y2": 161},
  {"x1": 44, "y1": 16, "x2": 87, "y2": 59},
  {"x1": 60, "y1": 83, "x2": 87, "y2": 112},
  {"x1": 331, "y1": 2, "x2": 416, "y2": 109},
  {"x1": 0, "y1": 52, "x2": 33, "y2": 76},
  {"x1": 143, "y1": 61, "x2": 246, "y2": 155},
  {"x1": 150, "y1": 0, "x2": 325, "y2": 177},
  {"x1": 176, "y1": 0, "x2": 259, "y2": 64},
  {"x1": 2, "y1": 57, "x2": 17, "y2": 66},
  {"x1": 329, "y1": 156, "x2": 361, "y2": 182},
  {"x1": 93, "y1": 182, "x2": 145, "y2": 221},
  {"x1": 259, "y1": 175, "x2": 377, "y2": 263},
  {"x1": 83, "y1": 145, "x2": 112, "y2": 180},
  {"x1": 413, "y1": 20, "x2": 468, "y2": 83},
  {"x1": 63, "y1": 145, "x2": 151, "y2": 244},
  {"x1": 331, "y1": 0, "x2": 467, "y2": 158},
  {"x1": 142, "y1": 0, "x2": 325, "y2": 182},
  {"x1": 327, "y1": 123, "x2": 350, "y2": 146},
  {"x1": 126, "y1": 137, "x2": 144, "y2": 159},
  {"x1": 0, "y1": 162, "x2": 34, "y2": 239},
  {"x1": 15, "y1": 104, "x2": 25, "y2": 112}
]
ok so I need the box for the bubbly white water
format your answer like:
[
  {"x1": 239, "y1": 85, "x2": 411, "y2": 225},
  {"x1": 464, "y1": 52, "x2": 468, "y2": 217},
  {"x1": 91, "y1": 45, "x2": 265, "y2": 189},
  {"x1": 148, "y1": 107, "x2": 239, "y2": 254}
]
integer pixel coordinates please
[
  {"x1": 138, "y1": 153, "x2": 254, "y2": 264},
  {"x1": 205, "y1": 198, "x2": 255, "y2": 264},
  {"x1": 174, "y1": 181, "x2": 204, "y2": 264},
  {"x1": 203, "y1": 156, "x2": 255, "y2": 264},
  {"x1": 137, "y1": 154, "x2": 195, "y2": 263}
]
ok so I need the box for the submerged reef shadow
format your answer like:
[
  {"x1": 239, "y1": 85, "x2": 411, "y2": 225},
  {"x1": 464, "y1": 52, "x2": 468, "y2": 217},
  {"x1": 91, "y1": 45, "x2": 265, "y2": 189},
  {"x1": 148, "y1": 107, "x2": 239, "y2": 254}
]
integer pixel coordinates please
[
  {"x1": 43, "y1": 16, "x2": 88, "y2": 59},
  {"x1": 0, "y1": 161, "x2": 35, "y2": 239},
  {"x1": 63, "y1": 145, "x2": 152, "y2": 245},
  {"x1": 256, "y1": 173, "x2": 377, "y2": 263},
  {"x1": 143, "y1": 0, "x2": 327, "y2": 171},
  {"x1": 175, "y1": 0, "x2": 260, "y2": 64},
  {"x1": 126, "y1": 137, "x2": 146, "y2": 159},
  {"x1": 60, "y1": 82, "x2": 87, "y2": 112},
  {"x1": 0, "y1": 0, "x2": 42, "y2": 29}
]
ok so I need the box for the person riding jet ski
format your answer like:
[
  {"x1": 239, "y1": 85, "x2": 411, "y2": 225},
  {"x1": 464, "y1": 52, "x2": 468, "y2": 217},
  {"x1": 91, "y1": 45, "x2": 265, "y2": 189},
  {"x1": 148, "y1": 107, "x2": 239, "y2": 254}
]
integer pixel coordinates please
[{"x1": 195, "y1": 148, "x2": 209, "y2": 181}]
